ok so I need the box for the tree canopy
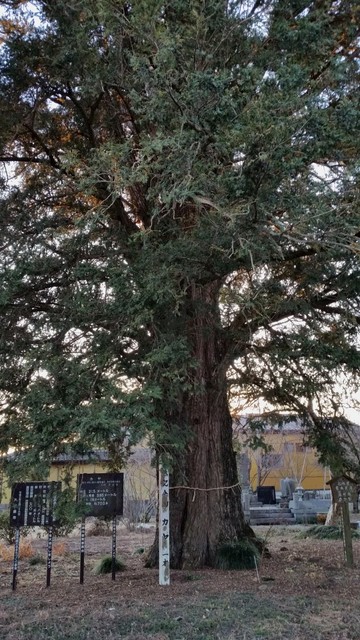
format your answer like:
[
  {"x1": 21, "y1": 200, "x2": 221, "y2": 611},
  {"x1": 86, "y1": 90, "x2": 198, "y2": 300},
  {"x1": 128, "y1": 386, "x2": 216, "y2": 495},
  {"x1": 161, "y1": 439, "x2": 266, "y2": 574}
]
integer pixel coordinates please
[{"x1": 0, "y1": 0, "x2": 360, "y2": 565}]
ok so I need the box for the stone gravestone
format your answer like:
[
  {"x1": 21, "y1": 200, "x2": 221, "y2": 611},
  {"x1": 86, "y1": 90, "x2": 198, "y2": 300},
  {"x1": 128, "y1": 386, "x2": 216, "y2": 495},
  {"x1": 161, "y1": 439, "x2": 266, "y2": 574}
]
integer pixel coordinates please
[
  {"x1": 257, "y1": 485, "x2": 276, "y2": 505},
  {"x1": 237, "y1": 453, "x2": 251, "y2": 485},
  {"x1": 236, "y1": 454, "x2": 251, "y2": 521},
  {"x1": 280, "y1": 477, "x2": 296, "y2": 508}
]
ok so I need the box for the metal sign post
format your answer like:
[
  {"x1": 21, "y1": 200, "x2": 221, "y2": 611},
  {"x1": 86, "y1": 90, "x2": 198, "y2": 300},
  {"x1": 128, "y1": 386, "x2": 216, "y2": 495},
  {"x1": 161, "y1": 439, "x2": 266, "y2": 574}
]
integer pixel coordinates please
[
  {"x1": 159, "y1": 467, "x2": 170, "y2": 586},
  {"x1": 12, "y1": 527, "x2": 20, "y2": 591},
  {"x1": 46, "y1": 526, "x2": 53, "y2": 587},
  {"x1": 111, "y1": 514, "x2": 117, "y2": 581},
  {"x1": 80, "y1": 518, "x2": 86, "y2": 584}
]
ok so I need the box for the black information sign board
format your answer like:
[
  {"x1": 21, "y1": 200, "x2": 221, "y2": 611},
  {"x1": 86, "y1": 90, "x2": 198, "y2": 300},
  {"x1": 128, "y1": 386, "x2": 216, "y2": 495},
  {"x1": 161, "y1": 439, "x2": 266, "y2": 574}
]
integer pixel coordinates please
[
  {"x1": 10, "y1": 482, "x2": 61, "y2": 590},
  {"x1": 77, "y1": 473, "x2": 124, "y2": 517},
  {"x1": 77, "y1": 473, "x2": 124, "y2": 584},
  {"x1": 10, "y1": 482, "x2": 61, "y2": 527}
]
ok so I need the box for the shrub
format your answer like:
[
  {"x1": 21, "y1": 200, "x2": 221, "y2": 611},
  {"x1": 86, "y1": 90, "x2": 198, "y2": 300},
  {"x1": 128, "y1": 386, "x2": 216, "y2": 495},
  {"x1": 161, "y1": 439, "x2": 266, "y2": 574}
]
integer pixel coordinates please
[
  {"x1": 299, "y1": 525, "x2": 360, "y2": 540},
  {"x1": 93, "y1": 555, "x2": 126, "y2": 575},
  {"x1": 29, "y1": 554, "x2": 46, "y2": 566},
  {"x1": 52, "y1": 487, "x2": 82, "y2": 536},
  {"x1": 0, "y1": 542, "x2": 13, "y2": 560},
  {"x1": 133, "y1": 547, "x2": 145, "y2": 555},
  {"x1": 0, "y1": 540, "x2": 34, "y2": 560},
  {"x1": 215, "y1": 539, "x2": 260, "y2": 570},
  {"x1": 53, "y1": 541, "x2": 69, "y2": 556},
  {"x1": 0, "y1": 510, "x2": 32, "y2": 545},
  {"x1": 297, "y1": 515, "x2": 318, "y2": 525},
  {"x1": 18, "y1": 541, "x2": 35, "y2": 558},
  {"x1": 87, "y1": 518, "x2": 112, "y2": 537}
]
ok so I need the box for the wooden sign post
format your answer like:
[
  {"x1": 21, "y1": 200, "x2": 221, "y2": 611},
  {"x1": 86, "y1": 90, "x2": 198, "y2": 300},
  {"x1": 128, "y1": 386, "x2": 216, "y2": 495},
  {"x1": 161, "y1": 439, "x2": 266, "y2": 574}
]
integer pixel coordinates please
[
  {"x1": 159, "y1": 467, "x2": 170, "y2": 586},
  {"x1": 328, "y1": 475, "x2": 358, "y2": 568}
]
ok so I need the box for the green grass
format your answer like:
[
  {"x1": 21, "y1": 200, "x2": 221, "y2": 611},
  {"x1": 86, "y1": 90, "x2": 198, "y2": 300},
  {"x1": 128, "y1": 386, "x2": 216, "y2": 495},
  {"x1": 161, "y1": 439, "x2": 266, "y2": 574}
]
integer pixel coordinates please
[{"x1": 28, "y1": 554, "x2": 47, "y2": 566}]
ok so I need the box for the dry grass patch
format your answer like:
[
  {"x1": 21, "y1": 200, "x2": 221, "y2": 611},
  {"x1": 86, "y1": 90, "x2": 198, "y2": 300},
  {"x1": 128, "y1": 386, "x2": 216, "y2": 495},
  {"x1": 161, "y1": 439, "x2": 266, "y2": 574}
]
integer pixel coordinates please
[
  {"x1": 0, "y1": 540, "x2": 34, "y2": 560},
  {"x1": 1, "y1": 525, "x2": 360, "y2": 639},
  {"x1": 53, "y1": 541, "x2": 69, "y2": 556}
]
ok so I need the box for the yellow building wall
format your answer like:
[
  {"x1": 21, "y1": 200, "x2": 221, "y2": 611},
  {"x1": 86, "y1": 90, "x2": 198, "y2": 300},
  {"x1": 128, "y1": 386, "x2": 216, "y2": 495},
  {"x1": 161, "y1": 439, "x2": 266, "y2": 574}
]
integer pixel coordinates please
[
  {"x1": 239, "y1": 431, "x2": 331, "y2": 491},
  {"x1": 1, "y1": 431, "x2": 328, "y2": 503},
  {"x1": 49, "y1": 461, "x2": 109, "y2": 486}
]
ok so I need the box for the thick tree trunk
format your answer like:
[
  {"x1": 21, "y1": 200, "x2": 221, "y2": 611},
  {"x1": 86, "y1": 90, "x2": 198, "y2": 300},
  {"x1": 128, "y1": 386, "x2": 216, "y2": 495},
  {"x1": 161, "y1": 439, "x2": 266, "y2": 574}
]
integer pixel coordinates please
[
  {"x1": 147, "y1": 282, "x2": 255, "y2": 569},
  {"x1": 168, "y1": 384, "x2": 254, "y2": 569}
]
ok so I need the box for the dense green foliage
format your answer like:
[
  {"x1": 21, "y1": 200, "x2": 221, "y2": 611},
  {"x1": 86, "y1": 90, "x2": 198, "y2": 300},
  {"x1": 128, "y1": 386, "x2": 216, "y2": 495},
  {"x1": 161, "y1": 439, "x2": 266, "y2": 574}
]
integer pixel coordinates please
[
  {"x1": 0, "y1": 0, "x2": 359, "y2": 478},
  {"x1": 0, "y1": 509, "x2": 32, "y2": 543}
]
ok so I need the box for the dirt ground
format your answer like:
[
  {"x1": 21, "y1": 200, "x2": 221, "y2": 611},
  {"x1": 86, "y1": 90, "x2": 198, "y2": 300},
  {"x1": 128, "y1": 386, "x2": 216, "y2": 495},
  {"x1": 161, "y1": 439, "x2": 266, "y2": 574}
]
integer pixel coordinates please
[{"x1": 1, "y1": 524, "x2": 360, "y2": 639}]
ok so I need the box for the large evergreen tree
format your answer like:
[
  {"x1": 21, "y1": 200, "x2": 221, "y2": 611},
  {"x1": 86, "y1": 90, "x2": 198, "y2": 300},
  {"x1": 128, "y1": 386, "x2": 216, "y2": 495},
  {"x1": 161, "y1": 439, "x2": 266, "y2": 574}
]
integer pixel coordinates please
[{"x1": 0, "y1": 0, "x2": 359, "y2": 567}]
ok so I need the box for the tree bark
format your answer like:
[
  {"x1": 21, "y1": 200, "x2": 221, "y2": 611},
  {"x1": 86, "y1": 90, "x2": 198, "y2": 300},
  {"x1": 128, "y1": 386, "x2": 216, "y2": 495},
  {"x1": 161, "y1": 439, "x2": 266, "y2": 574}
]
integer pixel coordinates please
[
  {"x1": 146, "y1": 282, "x2": 256, "y2": 569},
  {"x1": 325, "y1": 501, "x2": 342, "y2": 526}
]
